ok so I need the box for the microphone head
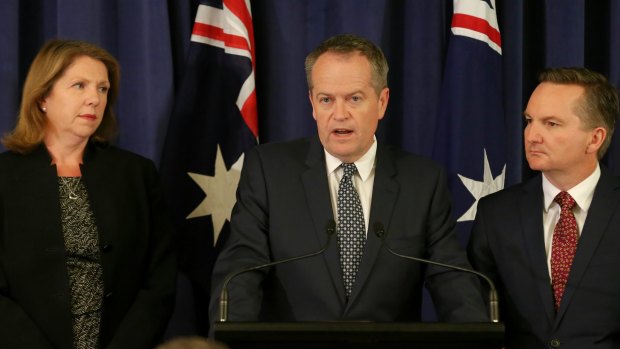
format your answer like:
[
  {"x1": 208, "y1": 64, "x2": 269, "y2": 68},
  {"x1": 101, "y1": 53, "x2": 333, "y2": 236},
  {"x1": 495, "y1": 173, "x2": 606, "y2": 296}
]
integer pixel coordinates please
[
  {"x1": 326, "y1": 220, "x2": 336, "y2": 236},
  {"x1": 373, "y1": 222, "x2": 386, "y2": 239}
]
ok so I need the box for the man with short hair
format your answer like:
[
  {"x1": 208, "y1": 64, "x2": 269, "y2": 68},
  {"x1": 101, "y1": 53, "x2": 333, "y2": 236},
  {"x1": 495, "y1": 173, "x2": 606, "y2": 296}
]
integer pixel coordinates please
[
  {"x1": 469, "y1": 67, "x2": 620, "y2": 348},
  {"x1": 209, "y1": 34, "x2": 487, "y2": 328}
]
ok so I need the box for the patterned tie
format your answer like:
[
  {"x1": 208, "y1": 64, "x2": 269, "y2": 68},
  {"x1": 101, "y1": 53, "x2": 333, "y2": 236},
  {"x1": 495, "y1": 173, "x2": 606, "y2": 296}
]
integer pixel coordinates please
[
  {"x1": 337, "y1": 163, "x2": 366, "y2": 297},
  {"x1": 551, "y1": 191, "x2": 579, "y2": 311}
]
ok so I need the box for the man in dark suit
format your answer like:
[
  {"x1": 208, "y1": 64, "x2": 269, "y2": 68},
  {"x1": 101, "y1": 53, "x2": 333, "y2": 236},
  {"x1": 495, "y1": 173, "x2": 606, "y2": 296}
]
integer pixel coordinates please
[
  {"x1": 468, "y1": 67, "x2": 620, "y2": 348},
  {"x1": 208, "y1": 34, "x2": 487, "y2": 329}
]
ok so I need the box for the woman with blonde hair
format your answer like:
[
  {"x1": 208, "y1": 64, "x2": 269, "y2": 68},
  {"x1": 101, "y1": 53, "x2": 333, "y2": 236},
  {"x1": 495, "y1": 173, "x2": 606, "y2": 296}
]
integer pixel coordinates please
[{"x1": 0, "y1": 39, "x2": 176, "y2": 348}]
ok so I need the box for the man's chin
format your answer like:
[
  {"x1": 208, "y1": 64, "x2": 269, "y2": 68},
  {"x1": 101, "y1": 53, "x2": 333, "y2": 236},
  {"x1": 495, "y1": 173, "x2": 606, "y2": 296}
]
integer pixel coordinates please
[
  {"x1": 525, "y1": 155, "x2": 546, "y2": 170},
  {"x1": 526, "y1": 161, "x2": 545, "y2": 172},
  {"x1": 327, "y1": 148, "x2": 358, "y2": 163}
]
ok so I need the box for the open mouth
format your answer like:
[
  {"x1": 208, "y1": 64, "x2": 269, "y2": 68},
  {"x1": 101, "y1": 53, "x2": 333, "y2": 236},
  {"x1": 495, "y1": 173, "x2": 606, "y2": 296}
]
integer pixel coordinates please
[{"x1": 333, "y1": 129, "x2": 353, "y2": 135}]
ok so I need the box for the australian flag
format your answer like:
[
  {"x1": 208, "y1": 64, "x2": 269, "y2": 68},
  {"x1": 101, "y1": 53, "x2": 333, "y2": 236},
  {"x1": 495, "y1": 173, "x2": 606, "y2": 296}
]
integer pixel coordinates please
[
  {"x1": 433, "y1": 0, "x2": 507, "y2": 244},
  {"x1": 160, "y1": 0, "x2": 257, "y2": 335}
]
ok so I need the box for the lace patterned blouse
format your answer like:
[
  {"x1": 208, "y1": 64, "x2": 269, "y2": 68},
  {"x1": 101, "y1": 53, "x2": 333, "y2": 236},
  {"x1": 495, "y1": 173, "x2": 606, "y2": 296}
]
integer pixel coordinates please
[{"x1": 58, "y1": 176, "x2": 104, "y2": 349}]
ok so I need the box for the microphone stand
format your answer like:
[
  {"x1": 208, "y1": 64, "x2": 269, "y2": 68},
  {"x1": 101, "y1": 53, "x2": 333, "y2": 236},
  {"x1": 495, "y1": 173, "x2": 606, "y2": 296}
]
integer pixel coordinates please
[
  {"x1": 374, "y1": 222, "x2": 499, "y2": 323},
  {"x1": 219, "y1": 220, "x2": 336, "y2": 322}
]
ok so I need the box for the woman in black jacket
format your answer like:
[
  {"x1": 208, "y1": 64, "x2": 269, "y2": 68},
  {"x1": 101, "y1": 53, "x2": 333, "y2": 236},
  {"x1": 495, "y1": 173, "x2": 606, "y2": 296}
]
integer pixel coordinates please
[{"x1": 0, "y1": 39, "x2": 176, "y2": 349}]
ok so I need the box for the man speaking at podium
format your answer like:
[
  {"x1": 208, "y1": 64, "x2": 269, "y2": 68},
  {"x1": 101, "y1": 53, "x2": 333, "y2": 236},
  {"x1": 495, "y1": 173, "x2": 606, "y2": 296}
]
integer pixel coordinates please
[{"x1": 209, "y1": 34, "x2": 487, "y2": 329}]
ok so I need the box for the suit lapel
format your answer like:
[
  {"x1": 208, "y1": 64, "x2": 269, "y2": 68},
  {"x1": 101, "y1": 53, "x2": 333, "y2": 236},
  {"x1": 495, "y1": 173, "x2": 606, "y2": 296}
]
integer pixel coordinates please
[
  {"x1": 301, "y1": 137, "x2": 346, "y2": 302},
  {"x1": 555, "y1": 167, "x2": 620, "y2": 324},
  {"x1": 15, "y1": 146, "x2": 65, "y2": 249},
  {"x1": 347, "y1": 144, "x2": 398, "y2": 306},
  {"x1": 519, "y1": 175, "x2": 556, "y2": 324}
]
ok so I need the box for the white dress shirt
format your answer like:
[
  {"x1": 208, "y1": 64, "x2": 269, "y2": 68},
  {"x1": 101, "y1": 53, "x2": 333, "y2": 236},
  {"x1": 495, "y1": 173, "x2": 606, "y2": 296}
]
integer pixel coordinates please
[
  {"x1": 542, "y1": 164, "x2": 600, "y2": 278},
  {"x1": 325, "y1": 139, "x2": 377, "y2": 237}
]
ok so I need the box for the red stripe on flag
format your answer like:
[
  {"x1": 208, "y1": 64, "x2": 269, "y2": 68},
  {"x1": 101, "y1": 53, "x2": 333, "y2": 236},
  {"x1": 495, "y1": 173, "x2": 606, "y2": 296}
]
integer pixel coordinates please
[
  {"x1": 452, "y1": 13, "x2": 502, "y2": 48},
  {"x1": 224, "y1": 0, "x2": 256, "y2": 71},
  {"x1": 223, "y1": 0, "x2": 258, "y2": 138},
  {"x1": 192, "y1": 22, "x2": 250, "y2": 52}
]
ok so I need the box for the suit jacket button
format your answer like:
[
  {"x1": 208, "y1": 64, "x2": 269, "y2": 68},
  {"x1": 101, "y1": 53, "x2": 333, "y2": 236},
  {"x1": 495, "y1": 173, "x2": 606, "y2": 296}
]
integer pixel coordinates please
[
  {"x1": 550, "y1": 339, "x2": 561, "y2": 348},
  {"x1": 102, "y1": 244, "x2": 112, "y2": 252},
  {"x1": 105, "y1": 292, "x2": 113, "y2": 299}
]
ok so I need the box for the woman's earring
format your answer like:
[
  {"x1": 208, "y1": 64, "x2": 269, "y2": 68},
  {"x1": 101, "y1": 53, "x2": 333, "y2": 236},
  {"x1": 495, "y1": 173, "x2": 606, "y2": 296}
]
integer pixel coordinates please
[{"x1": 41, "y1": 106, "x2": 47, "y2": 112}]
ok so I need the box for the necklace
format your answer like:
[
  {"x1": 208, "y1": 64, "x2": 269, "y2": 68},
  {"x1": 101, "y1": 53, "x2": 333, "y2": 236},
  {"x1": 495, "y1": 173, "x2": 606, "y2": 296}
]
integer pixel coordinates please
[{"x1": 60, "y1": 177, "x2": 81, "y2": 200}]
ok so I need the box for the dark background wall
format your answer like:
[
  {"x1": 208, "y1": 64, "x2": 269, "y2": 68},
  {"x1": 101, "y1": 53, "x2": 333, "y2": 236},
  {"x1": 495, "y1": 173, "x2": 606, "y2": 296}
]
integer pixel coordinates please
[{"x1": 2, "y1": 0, "x2": 620, "y2": 337}]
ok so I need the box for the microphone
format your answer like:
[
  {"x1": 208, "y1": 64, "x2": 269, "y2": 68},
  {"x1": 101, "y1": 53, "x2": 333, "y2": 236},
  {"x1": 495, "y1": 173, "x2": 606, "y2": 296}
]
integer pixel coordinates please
[
  {"x1": 219, "y1": 220, "x2": 337, "y2": 322},
  {"x1": 373, "y1": 222, "x2": 499, "y2": 323}
]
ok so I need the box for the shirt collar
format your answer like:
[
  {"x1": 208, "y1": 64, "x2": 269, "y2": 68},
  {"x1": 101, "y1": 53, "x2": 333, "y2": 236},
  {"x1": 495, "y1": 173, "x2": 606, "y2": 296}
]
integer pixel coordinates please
[
  {"x1": 542, "y1": 163, "x2": 601, "y2": 212},
  {"x1": 325, "y1": 137, "x2": 377, "y2": 182}
]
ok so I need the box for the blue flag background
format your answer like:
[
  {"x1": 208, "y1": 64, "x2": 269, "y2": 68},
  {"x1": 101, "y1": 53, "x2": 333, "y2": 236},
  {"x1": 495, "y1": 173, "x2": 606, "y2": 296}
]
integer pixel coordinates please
[
  {"x1": 3, "y1": 0, "x2": 620, "y2": 338},
  {"x1": 434, "y1": 0, "x2": 506, "y2": 245},
  {"x1": 160, "y1": 0, "x2": 258, "y2": 335}
]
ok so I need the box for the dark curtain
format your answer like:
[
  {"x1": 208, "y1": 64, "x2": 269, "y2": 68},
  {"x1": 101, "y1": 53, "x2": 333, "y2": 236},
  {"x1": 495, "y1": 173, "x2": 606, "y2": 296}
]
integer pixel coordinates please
[
  {"x1": 2, "y1": 0, "x2": 620, "y2": 337},
  {"x1": 0, "y1": 0, "x2": 174, "y2": 162},
  {"x1": 2, "y1": 0, "x2": 620, "y2": 176}
]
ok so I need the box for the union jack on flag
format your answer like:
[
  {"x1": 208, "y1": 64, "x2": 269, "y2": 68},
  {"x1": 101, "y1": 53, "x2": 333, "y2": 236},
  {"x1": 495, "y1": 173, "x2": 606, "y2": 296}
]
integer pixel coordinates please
[
  {"x1": 451, "y1": 0, "x2": 502, "y2": 54},
  {"x1": 190, "y1": 0, "x2": 258, "y2": 137}
]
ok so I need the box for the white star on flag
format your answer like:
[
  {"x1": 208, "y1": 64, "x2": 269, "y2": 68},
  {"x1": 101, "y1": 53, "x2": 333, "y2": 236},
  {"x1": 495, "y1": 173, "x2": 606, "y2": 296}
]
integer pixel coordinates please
[
  {"x1": 187, "y1": 144, "x2": 244, "y2": 245},
  {"x1": 457, "y1": 149, "x2": 506, "y2": 222}
]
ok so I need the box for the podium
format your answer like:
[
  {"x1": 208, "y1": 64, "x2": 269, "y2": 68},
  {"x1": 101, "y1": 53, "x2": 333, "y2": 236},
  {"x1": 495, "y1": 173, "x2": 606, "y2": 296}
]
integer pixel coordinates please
[{"x1": 213, "y1": 321, "x2": 504, "y2": 348}]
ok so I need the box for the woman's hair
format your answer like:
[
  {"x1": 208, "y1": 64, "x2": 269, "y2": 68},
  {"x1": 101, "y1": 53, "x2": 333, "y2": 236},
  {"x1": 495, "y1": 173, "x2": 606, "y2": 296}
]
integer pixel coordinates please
[{"x1": 2, "y1": 39, "x2": 120, "y2": 153}]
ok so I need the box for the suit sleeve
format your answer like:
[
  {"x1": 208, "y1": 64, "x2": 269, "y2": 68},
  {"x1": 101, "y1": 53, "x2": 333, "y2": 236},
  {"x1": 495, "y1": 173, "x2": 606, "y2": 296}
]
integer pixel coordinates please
[
  {"x1": 209, "y1": 148, "x2": 270, "y2": 332},
  {"x1": 104, "y1": 161, "x2": 176, "y2": 349},
  {"x1": 422, "y1": 167, "x2": 489, "y2": 322}
]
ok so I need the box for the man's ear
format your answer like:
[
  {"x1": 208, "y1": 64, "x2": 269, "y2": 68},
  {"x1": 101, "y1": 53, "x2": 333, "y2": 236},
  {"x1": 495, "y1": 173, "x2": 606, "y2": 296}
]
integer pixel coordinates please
[
  {"x1": 377, "y1": 87, "x2": 389, "y2": 120},
  {"x1": 586, "y1": 126, "x2": 606, "y2": 155},
  {"x1": 309, "y1": 90, "x2": 317, "y2": 120}
]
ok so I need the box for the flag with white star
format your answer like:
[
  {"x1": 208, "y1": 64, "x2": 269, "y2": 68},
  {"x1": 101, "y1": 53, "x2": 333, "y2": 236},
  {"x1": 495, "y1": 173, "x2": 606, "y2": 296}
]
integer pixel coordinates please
[
  {"x1": 160, "y1": 0, "x2": 257, "y2": 335},
  {"x1": 433, "y1": 0, "x2": 507, "y2": 244}
]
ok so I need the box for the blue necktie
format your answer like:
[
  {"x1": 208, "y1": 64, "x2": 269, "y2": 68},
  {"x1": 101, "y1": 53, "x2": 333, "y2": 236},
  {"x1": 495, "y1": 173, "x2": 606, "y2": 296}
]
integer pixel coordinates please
[{"x1": 337, "y1": 163, "x2": 366, "y2": 297}]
